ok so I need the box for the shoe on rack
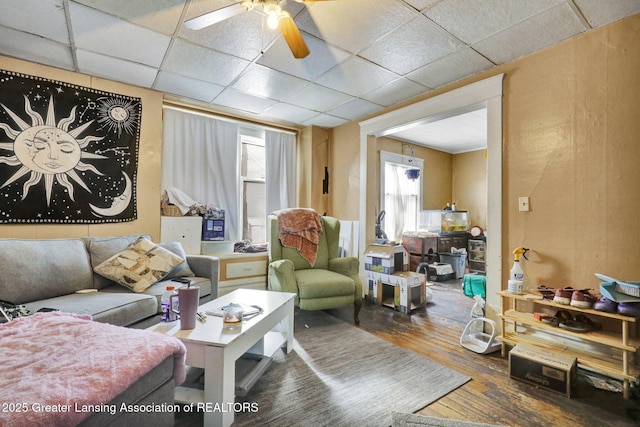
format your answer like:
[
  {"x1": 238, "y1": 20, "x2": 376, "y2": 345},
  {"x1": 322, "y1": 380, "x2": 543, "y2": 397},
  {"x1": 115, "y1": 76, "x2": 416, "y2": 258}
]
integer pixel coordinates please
[
  {"x1": 536, "y1": 285, "x2": 555, "y2": 300},
  {"x1": 570, "y1": 289, "x2": 597, "y2": 309},
  {"x1": 553, "y1": 287, "x2": 574, "y2": 305},
  {"x1": 594, "y1": 295, "x2": 618, "y2": 313}
]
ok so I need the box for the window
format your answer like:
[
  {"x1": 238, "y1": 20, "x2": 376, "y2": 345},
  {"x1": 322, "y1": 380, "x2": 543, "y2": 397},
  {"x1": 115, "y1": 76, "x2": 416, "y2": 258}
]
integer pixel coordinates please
[
  {"x1": 240, "y1": 135, "x2": 266, "y2": 243},
  {"x1": 380, "y1": 151, "x2": 423, "y2": 242},
  {"x1": 162, "y1": 107, "x2": 296, "y2": 243}
]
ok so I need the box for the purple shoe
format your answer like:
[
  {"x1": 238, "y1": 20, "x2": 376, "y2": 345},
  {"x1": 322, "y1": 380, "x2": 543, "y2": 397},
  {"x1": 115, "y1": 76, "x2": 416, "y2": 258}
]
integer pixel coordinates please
[
  {"x1": 618, "y1": 302, "x2": 640, "y2": 317},
  {"x1": 593, "y1": 295, "x2": 618, "y2": 313}
]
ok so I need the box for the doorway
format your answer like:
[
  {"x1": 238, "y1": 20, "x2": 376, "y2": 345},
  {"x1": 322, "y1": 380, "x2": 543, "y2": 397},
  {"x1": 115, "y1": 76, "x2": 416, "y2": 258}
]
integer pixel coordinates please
[{"x1": 358, "y1": 74, "x2": 504, "y2": 311}]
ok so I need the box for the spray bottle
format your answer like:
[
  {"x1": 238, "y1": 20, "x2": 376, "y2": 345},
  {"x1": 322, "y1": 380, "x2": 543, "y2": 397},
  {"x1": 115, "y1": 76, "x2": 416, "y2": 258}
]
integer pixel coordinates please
[{"x1": 508, "y1": 247, "x2": 528, "y2": 294}]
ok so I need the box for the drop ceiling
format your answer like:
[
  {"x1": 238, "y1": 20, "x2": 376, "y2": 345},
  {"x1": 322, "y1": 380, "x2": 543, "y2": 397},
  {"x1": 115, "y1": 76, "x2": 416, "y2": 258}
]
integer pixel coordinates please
[{"x1": 0, "y1": 0, "x2": 638, "y2": 152}]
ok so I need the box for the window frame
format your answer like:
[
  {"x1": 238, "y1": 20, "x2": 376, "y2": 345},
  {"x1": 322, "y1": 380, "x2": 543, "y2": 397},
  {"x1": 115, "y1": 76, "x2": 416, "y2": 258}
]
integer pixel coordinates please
[
  {"x1": 379, "y1": 150, "x2": 423, "y2": 241},
  {"x1": 238, "y1": 133, "x2": 266, "y2": 242}
]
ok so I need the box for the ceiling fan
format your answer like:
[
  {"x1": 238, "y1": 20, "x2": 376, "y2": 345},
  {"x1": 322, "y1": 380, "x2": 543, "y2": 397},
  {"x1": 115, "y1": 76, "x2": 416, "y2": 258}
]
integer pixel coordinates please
[{"x1": 185, "y1": 0, "x2": 329, "y2": 59}]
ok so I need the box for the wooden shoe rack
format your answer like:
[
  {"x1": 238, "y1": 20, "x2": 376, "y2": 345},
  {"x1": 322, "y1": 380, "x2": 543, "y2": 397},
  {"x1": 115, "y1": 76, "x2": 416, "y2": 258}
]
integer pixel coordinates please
[{"x1": 497, "y1": 290, "x2": 640, "y2": 398}]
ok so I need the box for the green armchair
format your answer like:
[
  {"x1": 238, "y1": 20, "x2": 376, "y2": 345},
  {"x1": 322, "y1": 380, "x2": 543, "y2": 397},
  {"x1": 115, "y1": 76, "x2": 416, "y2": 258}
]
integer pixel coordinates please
[{"x1": 268, "y1": 214, "x2": 363, "y2": 324}]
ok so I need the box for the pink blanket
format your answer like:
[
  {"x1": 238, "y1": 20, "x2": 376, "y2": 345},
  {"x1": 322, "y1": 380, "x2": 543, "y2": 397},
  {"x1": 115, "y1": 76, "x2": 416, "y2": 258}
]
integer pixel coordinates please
[{"x1": 0, "y1": 312, "x2": 186, "y2": 426}]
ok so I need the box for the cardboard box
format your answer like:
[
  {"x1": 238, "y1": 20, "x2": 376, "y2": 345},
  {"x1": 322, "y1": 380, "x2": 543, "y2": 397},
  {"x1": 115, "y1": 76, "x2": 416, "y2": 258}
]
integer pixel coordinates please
[
  {"x1": 364, "y1": 244, "x2": 408, "y2": 275},
  {"x1": 509, "y1": 343, "x2": 577, "y2": 397},
  {"x1": 366, "y1": 270, "x2": 427, "y2": 313}
]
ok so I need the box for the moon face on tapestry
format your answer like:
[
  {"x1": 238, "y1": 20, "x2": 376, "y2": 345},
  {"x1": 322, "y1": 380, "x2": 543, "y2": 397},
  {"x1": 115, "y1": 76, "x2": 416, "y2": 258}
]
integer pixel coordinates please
[{"x1": 0, "y1": 69, "x2": 141, "y2": 224}]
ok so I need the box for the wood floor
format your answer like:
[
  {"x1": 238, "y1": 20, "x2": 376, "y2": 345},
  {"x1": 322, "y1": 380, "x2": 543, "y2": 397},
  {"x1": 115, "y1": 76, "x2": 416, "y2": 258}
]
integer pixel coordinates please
[{"x1": 326, "y1": 280, "x2": 640, "y2": 427}]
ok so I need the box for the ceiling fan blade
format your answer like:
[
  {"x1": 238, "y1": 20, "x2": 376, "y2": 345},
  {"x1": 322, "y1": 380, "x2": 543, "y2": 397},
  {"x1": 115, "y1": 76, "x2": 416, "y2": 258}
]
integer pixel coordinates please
[
  {"x1": 278, "y1": 13, "x2": 310, "y2": 59},
  {"x1": 184, "y1": 2, "x2": 250, "y2": 30}
]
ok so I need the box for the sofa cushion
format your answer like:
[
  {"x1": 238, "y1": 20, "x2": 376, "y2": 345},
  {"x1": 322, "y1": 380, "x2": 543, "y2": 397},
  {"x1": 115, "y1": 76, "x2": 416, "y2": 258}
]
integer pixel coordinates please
[
  {"x1": 24, "y1": 292, "x2": 157, "y2": 327},
  {"x1": 94, "y1": 237, "x2": 184, "y2": 293},
  {"x1": 295, "y1": 269, "x2": 355, "y2": 299},
  {"x1": 0, "y1": 238, "x2": 93, "y2": 304},
  {"x1": 85, "y1": 234, "x2": 151, "y2": 289},
  {"x1": 159, "y1": 241, "x2": 195, "y2": 279}
]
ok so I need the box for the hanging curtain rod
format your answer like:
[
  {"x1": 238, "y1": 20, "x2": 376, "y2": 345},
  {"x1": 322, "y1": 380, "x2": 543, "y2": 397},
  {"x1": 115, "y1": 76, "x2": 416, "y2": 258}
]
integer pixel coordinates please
[{"x1": 162, "y1": 101, "x2": 299, "y2": 136}]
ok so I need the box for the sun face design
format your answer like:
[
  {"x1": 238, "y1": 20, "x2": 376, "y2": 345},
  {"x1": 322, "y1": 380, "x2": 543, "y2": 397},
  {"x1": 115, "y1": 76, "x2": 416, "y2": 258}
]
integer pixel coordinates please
[
  {"x1": 96, "y1": 97, "x2": 139, "y2": 137},
  {"x1": 0, "y1": 95, "x2": 107, "y2": 206}
]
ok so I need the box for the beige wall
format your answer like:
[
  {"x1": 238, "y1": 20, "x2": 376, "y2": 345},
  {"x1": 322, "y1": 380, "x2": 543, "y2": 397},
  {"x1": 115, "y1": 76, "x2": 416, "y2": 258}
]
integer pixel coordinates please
[
  {"x1": 0, "y1": 56, "x2": 164, "y2": 240},
  {"x1": 330, "y1": 14, "x2": 640, "y2": 288},
  {"x1": 453, "y1": 150, "x2": 487, "y2": 230},
  {"x1": 330, "y1": 122, "x2": 360, "y2": 219},
  {"x1": 298, "y1": 125, "x2": 331, "y2": 214}
]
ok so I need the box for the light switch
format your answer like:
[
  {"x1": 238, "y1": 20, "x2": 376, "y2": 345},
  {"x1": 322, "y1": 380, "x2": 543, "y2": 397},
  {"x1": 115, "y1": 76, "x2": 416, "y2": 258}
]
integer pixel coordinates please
[{"x1": 518, "y1": 197, "x2": 530, "y2": 212}]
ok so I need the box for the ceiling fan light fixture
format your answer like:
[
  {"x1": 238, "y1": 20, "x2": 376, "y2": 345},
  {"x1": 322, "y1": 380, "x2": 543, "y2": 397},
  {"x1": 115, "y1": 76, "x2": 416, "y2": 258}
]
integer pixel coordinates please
[{"x1": 264, "y1": 1, "x2": 283, "y2": 29}]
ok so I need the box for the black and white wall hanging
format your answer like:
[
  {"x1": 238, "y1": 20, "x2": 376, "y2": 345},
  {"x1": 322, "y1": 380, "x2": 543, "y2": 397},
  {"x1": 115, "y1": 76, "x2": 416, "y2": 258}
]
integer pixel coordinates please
[{"x1": 0, "y1": 69, "x2": 141, "y2": 224}]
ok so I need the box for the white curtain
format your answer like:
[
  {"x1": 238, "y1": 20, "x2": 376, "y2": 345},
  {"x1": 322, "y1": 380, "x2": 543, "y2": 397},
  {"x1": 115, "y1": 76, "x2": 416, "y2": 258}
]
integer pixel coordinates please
[
  {"x1": 162, "y1": 108, "x2": 239, "y2": 241},
  {"x1": 384, "y1": 163, "x2": 419, "y2": 242},
  {"x1": 265, "y1": 130, "x2": 296, "y2": 216}
]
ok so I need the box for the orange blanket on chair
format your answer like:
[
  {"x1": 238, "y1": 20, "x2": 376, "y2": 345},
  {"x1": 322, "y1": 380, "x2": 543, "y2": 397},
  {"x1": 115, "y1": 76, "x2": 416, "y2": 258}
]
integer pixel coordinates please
[{"x1": 275, "y1": 208, "x2": 322, "y2": 266}]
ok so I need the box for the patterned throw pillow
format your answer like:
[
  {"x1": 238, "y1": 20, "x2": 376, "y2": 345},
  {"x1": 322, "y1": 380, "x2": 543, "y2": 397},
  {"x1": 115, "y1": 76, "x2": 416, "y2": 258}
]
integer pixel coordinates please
[{"x1": 94, "y1": 237, "x2": 184, "y2": 293}]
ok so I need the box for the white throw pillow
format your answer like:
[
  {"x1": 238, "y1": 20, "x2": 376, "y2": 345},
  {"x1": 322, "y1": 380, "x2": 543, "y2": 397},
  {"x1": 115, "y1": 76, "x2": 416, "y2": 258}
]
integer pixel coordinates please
[{"x1": 94, "y1": 236, "x2": 184, "y2": 293}]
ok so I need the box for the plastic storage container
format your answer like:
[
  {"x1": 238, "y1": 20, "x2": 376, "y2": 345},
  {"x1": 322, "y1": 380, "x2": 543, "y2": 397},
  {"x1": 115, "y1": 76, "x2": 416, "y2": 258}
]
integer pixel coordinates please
[
  {"x1": 161, "y1": 285, "x2": 178, "y2": 322},
  {"x1": 439, "y1": 252, "x2": 467, "y2": 279}
]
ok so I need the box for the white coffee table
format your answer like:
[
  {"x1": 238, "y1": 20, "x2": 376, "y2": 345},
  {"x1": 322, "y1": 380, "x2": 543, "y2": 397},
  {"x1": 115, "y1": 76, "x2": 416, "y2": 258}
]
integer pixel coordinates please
[{"x1": 147, "y1": 288, "x2": 296, "y2": 427}]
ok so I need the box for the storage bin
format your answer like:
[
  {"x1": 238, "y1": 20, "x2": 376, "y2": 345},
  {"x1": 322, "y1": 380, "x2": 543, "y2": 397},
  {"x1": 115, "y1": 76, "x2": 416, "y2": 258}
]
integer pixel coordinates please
[
  {"x1": 438, "y1": 253, "x2": 467, "y2": 279},
  {"x1": 463, "y1": 274, "x2": 486, "y2": 298}
]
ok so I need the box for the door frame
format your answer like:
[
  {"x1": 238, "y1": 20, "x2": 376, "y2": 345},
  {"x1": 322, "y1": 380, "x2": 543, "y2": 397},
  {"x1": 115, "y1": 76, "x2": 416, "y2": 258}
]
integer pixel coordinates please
[{"x1": 358, "y1": 74, "x2": 504, "y2": 310}]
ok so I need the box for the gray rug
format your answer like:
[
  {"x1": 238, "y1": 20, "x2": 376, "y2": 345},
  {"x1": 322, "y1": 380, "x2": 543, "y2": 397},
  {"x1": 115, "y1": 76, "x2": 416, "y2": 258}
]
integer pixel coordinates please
[
  {"x1": 392, "y1": 411, "x2": 506, "y2": 427},
  {"x1": 233, "y1": 310, "x2": 471, "y2": 427}
]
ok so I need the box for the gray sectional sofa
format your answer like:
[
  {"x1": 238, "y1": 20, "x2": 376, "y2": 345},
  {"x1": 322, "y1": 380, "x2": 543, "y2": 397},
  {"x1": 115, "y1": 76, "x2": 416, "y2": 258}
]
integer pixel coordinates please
[
  {"x1": 0, "y1": 233, "x2": 219, "y2": 426},
  {"x1": 0, "y1": 233, "x2": 218, "y2": 328}
]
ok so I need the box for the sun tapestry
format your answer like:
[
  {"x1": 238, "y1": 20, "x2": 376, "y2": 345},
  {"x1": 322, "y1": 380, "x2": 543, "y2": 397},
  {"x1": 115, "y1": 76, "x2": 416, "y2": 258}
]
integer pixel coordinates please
[{"x1": 0, "y1": 69, "x2": 141, "y2": 224}]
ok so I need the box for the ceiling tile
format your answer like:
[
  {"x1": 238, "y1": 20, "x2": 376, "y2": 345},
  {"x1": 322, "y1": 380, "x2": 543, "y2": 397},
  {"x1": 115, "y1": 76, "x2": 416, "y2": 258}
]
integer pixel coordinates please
[
  {"x1": 473, "y1": 3, "x2": 587, "y2": 64},
  {"x1": 407, "y1": 48, "x2": 494, "y2": 89},
  {"x1": 361, "y1": 77, "x2": 429, "y2": 107},
  {"x1": 163, "y1": 39, "x2": 251, "y2": 86},
  {"x1": 72, "y1": 0, "x2": 186, "y2": 35},
  {"x1": 302, "y1": 114, "x2": 348, "y2": 128},
  {"x1": 185, "y1": 0, "x2": 250, "y2": 21},
  {"x1": 284, "y1": 83, "x2": 353, "y2": 111},
  {"x1": 404, "y1": 0, "x2": 441, "y2": 12},
  {"x1": 390, "y1": 109, "x2": 487, "y2": 154},
  {"x1": 261, "y1": 102, "x2": 320, "y2": 124},
  {"x1": 232, "y1": 64, "x2": 309, "y2": 101},
  {"x1": 257, "y1": 33, "x2": 352, "y2": 81},
  {"x1": 296, "y1": 0, "x2": 415, "y2": 54},
  {"x1": 76, "y1": 49, "x2": 158, "y2": 87},
  {"x1": 212, "y1": 88, "x2": 277, "y2": 114},
  {"x1": 0, "y1": 26, "x2": 74, "y2": 71},
  {"x1": 426, "y1": 0, "x2": 564, "y2": 44},
  {"x1": 0, "y1": 0, "x2": 69, "y2": 44},
  {"x1": 328, "y1": 98, "x2": 383, "y2": 121},
  {"x1": 69, "y1": 2, "x2": 171, "y2": 68},
  {"x1": 574, "y1": 0, "x2": 640, "y2": 27},
  {"x1": 316, "y1": 56, "x2": 398, "y2": 97},
  {"x1": 360, "y1": 16, "x2": 465, "y2": 75},
  {"x1": 154, "y1": 71, "x2": 224, "y2": 102},
  {"x1": 180, "y1": 10, "x2": 277, "y2": 62}
]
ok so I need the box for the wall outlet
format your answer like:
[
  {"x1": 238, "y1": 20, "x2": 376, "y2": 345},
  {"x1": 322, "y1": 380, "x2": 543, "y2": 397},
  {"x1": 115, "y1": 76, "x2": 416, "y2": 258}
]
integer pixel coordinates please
[{"x1": 518, "y1": 197, "x2": 530, "y2": 212}]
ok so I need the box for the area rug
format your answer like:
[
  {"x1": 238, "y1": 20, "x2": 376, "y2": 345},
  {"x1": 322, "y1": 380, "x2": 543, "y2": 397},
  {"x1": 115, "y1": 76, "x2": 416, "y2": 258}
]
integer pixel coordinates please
[
  {"x1": 392, "y1": 411, "x2": 506, "y2": 427},
  {"x1": 233, "y1": 310, "x2": 471, "y2": 426}
]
